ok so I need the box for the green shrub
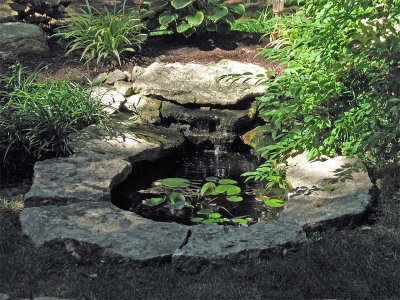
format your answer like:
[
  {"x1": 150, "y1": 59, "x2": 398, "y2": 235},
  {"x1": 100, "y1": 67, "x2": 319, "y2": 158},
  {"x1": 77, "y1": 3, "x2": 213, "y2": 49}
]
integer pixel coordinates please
[
  {"x1": 143, "y1": 0, "x2": 245, "y2": 37},
  {"x1": 56, "y1": 0, "x2": 147, "y2": 66},
  {"x1": 0, "y1": 64, "x2": 107, "y2": 169},
  {"x1": 231, "y1": 6, "x2": 274, "y2": 33},
  {"x1": 240, "y1": 0, "x2": 400, "y2": 184}
]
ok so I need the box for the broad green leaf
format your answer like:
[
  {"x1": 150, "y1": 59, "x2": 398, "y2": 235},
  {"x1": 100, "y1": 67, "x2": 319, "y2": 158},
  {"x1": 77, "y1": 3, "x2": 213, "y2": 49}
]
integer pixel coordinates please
[
  {"x1": 214, "y1": 184, "x2": 241, "y2": 195},
  {"x1": 228, "y1": 4, "x2": 245, "y2": 18},
  {"x1": 227, "y1": 195, "x2": 243, "y2": 202},
  {"x1": 171, "y1": 0, "x2": 193, "y2": 9},
  {"x1": 197, "y1": 209, "x2": 214, "y2": 215},
  {"x1": 176, "y1": 22, "x2": 193, "y2": 33},
  {"x1": 166, "y1": 192, "x2": 186, "y2": 209},
  {"x1": 200, "y1": 182, "x2": 216, "y2": 196},
  {"x1": 208, "y1": 6, "x2": 229, "y2": 22},
  {"x1": 209, "y1": 212, "x2": 222, "y2": 219},
  {"x1": 202, "y1": 219, "x2": 220, "y2": 224},
  {"x1": 219, "y1": 179, "x2": 238, "y2": 185},
  {"x1": 232, "y1": 217, "x2": 253, "y2": 225},
  {"x1": 185, "y1": 11, "x2": 204, "y2": 27},
  {"x1": 264, "y1": 198, "x2": 285, "y2": 207},
  {"x1": 159, "y1": 11, "x2": 177, "y2": 26},
  {"x1": 149, "y1": 0, "x2": 168, "y2": 10},
  {"x1": 142, "y1": 197, "x2": 165, "y2": 207},
  {"x1": 158, "y1": 178, "x2": 191, "y2": 188}
]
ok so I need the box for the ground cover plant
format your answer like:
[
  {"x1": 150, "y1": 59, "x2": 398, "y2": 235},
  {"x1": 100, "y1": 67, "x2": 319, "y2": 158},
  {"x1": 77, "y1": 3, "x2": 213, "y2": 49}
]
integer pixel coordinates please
[
  {"x1": 143, "y1": 0, "x2": 245, "y2": 37},
  {"x1": 237, "y1": 0, "x2": 400, "y2": 187},
  {"x1": 56, "y1": 0, "x2": 147, "y2": 66},
  {"x1": 0, "y1": 64, "x2": 106, "y2": 171}
]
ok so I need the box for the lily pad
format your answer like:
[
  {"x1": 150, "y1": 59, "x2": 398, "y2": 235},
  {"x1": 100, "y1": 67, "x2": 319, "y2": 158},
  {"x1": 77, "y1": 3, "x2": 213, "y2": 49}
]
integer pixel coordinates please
[
  {"x1": 214, "y1": 184, "x2": 241, "y2": 195},
  {"x1": 232, "y1": 217, "x2": 253, "y2": 225},
  {"x1": 158, "y1": 178, "x2": 191, "y2": 188},
  {"x1": 191, "y1": 217, "x2": 204, "y2": 223},
  {"x1": 142, "y1": 197, "x2": 165, "y2": 207},
  {"x1": 209, "y1": 212, "x2": 222, "y2": 219},
  {"x1": 197, "y1": 209, "x2": 214, "y2": 215},
  {"x1": 219, "y1": 179, "x2": 238, "y2": 185},
  {"x1": 264, "y1": 198, "x2": 285, "y2": 207},
  {"x1": 227, "y1": 195, "x2": 243, "y2": 202}
]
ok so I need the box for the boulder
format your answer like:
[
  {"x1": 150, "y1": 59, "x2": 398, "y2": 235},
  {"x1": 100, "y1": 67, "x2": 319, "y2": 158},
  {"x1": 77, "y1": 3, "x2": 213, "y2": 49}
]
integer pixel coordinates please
[
  {"x1": 281, "y1": 155, "x2": 375, "y2": 230},
  {"x1": 20, "y1": 201, "x2": 189, "y2": 263},
  {"x1": 125, "y1": 95, "x2": 162, "y2": 124},
  {"x1": 0, "y1": 22, "x2": 50, "y2": 59},
  {"x1": 89, "y1": 86, "x2": 126, "y2": 114},
  {"x1": 132, "y1": 60, "x2": 267, "y2": 106},
  {"x1": 114, "y1": 81, "x2": 134, "y2": 97},
  {"x1": 172, "y1": 220, "x2": 305, "y2": 273},
  {"x1": 25, "y1": 124, "x2": 185, "y2": 207},
  {"x1": 241, "y1": 125, "x2": 272, "y2": 150},
  {"x1": 106, "y1": 69, "x2": 128, "y2": 85}
]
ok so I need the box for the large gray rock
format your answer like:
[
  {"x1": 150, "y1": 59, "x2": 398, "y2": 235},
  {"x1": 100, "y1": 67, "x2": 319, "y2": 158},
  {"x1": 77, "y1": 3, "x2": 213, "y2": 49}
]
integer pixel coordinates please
[
  {"x1": 132, "y1": 60, "x2": 266, "y2": 106},
  {"x1": 281, "y1": 155, "x2": 374, "y2": 230},
  {"x1": 25, "y1": 124, "x2": 185, "y2": 207},
  {"x1": 125, "y1": 95, "x2": 162, "y2": 124},
  {"x1": 25, "y1": 157, "x2": 131, "y2": 207},
  {"x1": 0, "y1": 22, "x2": 50, "y2": 59},
  {"x1": 20, "y1": 202, "x2": 189, "y2": 263},
  {"x1": 160, "y1": 101, "x2": 253, "y2": 131},
  {"x1": 89, "y1": 86, "x2": 126, "y2": 115},
  {"x1": 0, "y1": 294, "x2": 9, "y2": 300},
  {"x1": 173, "y1": 221, "x2": 305, "y2": 273}
]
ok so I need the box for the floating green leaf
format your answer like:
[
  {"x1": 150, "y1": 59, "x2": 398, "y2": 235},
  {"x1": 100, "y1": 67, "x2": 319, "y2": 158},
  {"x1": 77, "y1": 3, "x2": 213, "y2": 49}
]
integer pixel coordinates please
[
  {"x1": 200, "y1": 182, "x2": 216, "y2": 196},
  {"x1": 197, "y1": 209, "x2": 214, "y2": 215},
  {"x1": 158, "y1": 178, "x2": 191, "y2": 188},
  {"x1": 219, "y1": 179, "x2": 238, "y2": 185},
  {"x1": 142, "y1": 197, "x2": 165, "y2": 207},
  {"x1": 227, "y1": 195, "x2": 243, "y2": 202},
  {"x1": 203, "y1": 219, "x2": 220, "y2": 224},
  {"x1": 232, "y1": 217, "x2": 253, "y2": 225},
  {"x1": 214, "y1": 184, "x2": 241, "y2": 195},
  {"x1": 209, "y1": 212, "x2": 222, "y2": 219},
  {"x1": 264, "y1": 199, "x2": 285, "y2": 207},
  {"x1": 191, "y1": 217, "x2": 204, "y2": 223}
]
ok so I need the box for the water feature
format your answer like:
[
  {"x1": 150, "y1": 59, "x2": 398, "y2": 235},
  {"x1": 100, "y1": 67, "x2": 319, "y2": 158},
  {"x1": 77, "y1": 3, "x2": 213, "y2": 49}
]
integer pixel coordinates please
[{"x1": 112, "y1": 141, "x2": 284, "y2": 226}]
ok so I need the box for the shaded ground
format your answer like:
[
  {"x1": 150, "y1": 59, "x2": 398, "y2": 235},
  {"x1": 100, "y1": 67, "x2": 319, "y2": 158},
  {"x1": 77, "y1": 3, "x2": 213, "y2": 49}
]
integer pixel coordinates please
[{"x1": 0, "y1": 170, "x2": 399, "y2": 299}]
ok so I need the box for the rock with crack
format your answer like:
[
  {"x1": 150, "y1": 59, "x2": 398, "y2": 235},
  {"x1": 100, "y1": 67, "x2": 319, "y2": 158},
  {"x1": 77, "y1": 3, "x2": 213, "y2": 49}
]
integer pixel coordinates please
[
  {"x1": 125, "y1": 95, "x2": 162, "y2": 124},
  {"x1": 20, "y1": 202, "x2": 189, "y2": 264},
  {"x1": 132, "y1": 60, "x2": 267, "y2": 106},
  {"x1": 172, "y1": 221, "x2": 305, "y2": 273},
  {"x1": 281, "y1": 155, "x2": 375, "y2": 231},
  {"x1": 25, "y1": 124, "x2": 185, "y2": 207},
  {"x1": 0, "y1": 22, "x2": 50, "y2": 59}
]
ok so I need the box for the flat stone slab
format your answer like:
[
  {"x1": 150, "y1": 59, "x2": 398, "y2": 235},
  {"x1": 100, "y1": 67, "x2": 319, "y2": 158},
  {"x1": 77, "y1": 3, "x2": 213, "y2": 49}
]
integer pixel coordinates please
[
  {"x1": 172, "y1": 221, "x2": 305, "y2": 273},
  {"x1": 25, "y1": 124, "x2": 185, "y2": 207},
  {"x1": 20, "y1": 202, "x2": 189, "y2": 263},
  {"x1": 281, "y1": 155, "x2": 374, "y2": 230},
  {"x1": 0, "y1": 294, "x2": 9, "y2": 300},
  {"x1": 0, "y1": 22, "x2": 50, "y2": 59},
  {"x1": 132, "y1": 60, "x2": 267, "y2": 106}
]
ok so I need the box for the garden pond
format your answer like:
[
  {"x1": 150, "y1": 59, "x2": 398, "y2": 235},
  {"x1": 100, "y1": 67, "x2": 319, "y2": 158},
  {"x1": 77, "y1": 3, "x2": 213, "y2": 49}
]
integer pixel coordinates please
[{"x1": 112, "y1": 142, "x2": 285, "y2": 226}]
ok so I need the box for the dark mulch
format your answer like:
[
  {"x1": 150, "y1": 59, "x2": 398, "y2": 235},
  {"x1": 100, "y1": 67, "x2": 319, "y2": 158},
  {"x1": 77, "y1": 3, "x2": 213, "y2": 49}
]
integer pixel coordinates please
[
  {"x1": 1, "y1": 169, "x2": 399, "y2": 299},
  {"x1": 0, "y1": 32, "x2": 279, "y2": 85}
]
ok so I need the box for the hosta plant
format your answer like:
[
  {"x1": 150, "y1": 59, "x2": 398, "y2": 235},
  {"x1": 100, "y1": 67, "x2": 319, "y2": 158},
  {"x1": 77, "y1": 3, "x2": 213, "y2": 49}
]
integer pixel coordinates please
[
  {"x1": 56, "y1": 0, "x2": 147, "y2": 66},
  {"x1": 143, "y1": 0, "x2": 245, "y2": 37}
]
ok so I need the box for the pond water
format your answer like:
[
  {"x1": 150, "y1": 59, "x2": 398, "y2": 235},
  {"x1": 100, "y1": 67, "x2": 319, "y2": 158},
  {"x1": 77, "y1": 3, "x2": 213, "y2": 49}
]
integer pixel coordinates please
[{"x1": 112, "y1": 142, "x2": 284, "y2": 226}]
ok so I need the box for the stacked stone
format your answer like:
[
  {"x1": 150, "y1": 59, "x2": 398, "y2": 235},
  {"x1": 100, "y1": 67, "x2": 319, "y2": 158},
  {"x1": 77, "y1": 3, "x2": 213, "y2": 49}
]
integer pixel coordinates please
[{"x1": 8, "y1": 0, "x2": 71, "y2": 28}]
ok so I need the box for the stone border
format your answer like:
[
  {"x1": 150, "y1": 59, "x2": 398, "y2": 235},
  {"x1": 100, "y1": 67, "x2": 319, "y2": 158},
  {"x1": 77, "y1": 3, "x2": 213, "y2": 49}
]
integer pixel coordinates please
[{"x1": 20, "y1": 122, "x2": 375, "y2": 273}]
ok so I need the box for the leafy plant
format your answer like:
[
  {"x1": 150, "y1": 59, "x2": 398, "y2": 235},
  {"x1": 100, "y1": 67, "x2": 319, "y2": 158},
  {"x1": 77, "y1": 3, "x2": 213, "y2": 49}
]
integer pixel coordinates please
[
  {"x1": 143, "y1": 0, "x2": 245, "y2": 37},
  {"x1": 0, "y1": 64, "x2": 107, "y2": 170},
  {"x1": 231, "y1": 6, "x2": 274, "y2": 34},
  {"x1": 55, "y1": 0, "x2": 147, "y2": 66},
  {"x1": 231, "y1": 0, "x2": 400, "y2": 186}
]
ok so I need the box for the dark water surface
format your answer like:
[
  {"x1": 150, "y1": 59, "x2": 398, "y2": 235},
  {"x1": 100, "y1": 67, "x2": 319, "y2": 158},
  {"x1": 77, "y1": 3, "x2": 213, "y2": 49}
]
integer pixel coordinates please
[{"x1": 112, "y1": 145, "x2": 282, "y2": 225}]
